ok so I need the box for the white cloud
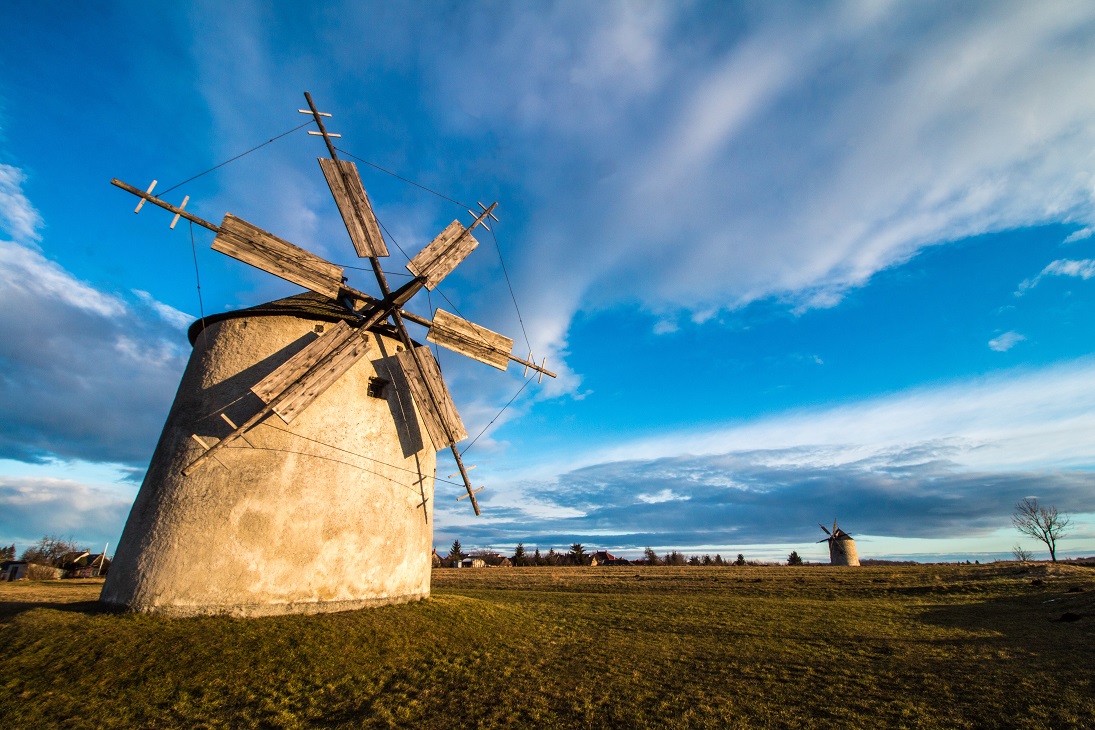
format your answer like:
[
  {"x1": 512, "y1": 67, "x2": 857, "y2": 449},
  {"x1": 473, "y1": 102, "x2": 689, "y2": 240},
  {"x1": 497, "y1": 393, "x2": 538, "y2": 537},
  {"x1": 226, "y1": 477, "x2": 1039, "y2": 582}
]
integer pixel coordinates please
[
  {"x1": 0, "y1": 238, "x2": 187, "y2": 464},
  {"x1": 0, "y1": 240, "x2": 125, "y2": 319},
  {"x1": 0, "y1": 164, "x2": 43, "y2": 243},
  {"x1": 652, "y1": 319, "x2": 678, "y2": 335},
  {"x1": 988, "y1": 331, "x2": 1026, "y2": 352},
  {"x1": 1041, "y1": 258, "x2": 1095, "y2": 280},
  {"x1": 571, "y1": 358, "x2": 1095, "y2": 475},
  {"x1": 435, "y1": 360, "x2": 1095, "y2": 551},
  {"x1": 0, "y1": 468, "x2": 137, "y2": 552},
  {"x1": 404, "y1": 1, "x2": 1095, "y2": 366},
  {"x1": 1018, "y1": 258, "x2": 1095, "y2": 292},
  {"x1": 133, "y1": 289, "x2": 194, "y2": 329},
  {"x1": 1063, "y1": 226, "x2": 1093, "y2": 244},
  {"x1": 174, "y1": 2, "x2": 1095, "y2": 403},
  {"x1": 637, "y1": 489, "x2": 691, "y2": 504}
]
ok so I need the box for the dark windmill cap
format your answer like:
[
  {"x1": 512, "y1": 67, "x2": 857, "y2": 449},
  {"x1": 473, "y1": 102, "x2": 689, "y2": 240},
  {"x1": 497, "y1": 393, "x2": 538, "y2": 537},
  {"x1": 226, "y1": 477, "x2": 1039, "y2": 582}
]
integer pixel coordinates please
[{"x1": 187, "y1": 292, "x2": 402, "y2": 346}]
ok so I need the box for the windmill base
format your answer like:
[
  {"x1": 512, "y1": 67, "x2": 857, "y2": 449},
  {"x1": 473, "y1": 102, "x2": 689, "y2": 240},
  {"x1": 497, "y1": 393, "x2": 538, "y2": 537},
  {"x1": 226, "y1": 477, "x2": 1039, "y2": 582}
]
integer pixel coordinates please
[
  {"x1": 100, "y1": 296, "x2": 438, "y2": 617},
  {"x1": 108, "y1": 591, "x2": 430, "y2": 619}
]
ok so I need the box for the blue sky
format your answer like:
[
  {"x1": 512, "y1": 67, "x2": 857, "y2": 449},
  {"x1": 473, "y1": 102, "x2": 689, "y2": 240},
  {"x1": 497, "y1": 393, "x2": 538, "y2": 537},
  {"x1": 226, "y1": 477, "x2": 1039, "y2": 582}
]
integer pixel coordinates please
[{"x1": 1, "y1": 1, "x2": 1094, "y2": 562}]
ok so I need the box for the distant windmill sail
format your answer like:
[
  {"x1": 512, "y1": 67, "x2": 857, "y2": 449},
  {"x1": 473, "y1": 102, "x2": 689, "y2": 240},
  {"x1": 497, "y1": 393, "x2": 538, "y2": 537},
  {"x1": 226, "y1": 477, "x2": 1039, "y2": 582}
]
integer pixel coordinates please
[
  {"x1": 318, "y1": 158, "x2": 388, "y2": 258},
  {"x1": 426, "y1": 309, "x2": 513, "y2": 371},
  {"x1": 212, "y1": 213, "x2": 344, "y2": 299}
]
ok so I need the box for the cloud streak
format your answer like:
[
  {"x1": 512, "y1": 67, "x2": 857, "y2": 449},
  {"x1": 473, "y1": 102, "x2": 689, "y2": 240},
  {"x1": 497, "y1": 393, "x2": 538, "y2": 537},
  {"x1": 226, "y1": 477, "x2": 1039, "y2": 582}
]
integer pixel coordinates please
[
  {"x1": 0, "y1": 164, "x2": 43, "y2": 243},
  {"x1": 408, "y1": 1, "x2": 1095, "y2": 375}
]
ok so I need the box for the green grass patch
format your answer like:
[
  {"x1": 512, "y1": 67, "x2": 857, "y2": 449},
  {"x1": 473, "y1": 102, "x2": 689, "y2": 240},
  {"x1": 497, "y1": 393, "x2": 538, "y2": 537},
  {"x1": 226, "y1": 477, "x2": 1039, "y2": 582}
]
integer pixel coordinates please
[{"x1": 1, "y1": 564, "x2": 1093, "y2": 728}]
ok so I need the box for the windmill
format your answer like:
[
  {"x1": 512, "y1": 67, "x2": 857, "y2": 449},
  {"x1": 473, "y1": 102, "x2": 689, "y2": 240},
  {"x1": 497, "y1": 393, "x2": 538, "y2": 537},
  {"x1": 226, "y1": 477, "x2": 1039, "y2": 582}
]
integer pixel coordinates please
[
  {"x1": 100, "y1": 93, "x2": 555, "y2": 617},
  {"x1": 818, "y1": 521, "x2": 860, "y2": 567}
]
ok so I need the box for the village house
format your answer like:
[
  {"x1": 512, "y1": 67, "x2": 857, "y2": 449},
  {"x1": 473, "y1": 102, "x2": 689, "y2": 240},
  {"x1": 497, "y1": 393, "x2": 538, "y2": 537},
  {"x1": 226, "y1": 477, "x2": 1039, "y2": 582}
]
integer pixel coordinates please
[
  {"x1": 59, "y1": 551, "x2": 111, "y2": 578},
  {"x1": 589, "y1": 551, "x2": 630, "y2": 566}
]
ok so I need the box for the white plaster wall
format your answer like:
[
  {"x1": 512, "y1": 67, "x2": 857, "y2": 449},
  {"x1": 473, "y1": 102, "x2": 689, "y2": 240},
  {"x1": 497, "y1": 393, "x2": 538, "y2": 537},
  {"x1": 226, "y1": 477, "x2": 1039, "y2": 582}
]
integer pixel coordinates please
[{"x1": 101, "y1": 313, "x2": 437, "y2": 616}]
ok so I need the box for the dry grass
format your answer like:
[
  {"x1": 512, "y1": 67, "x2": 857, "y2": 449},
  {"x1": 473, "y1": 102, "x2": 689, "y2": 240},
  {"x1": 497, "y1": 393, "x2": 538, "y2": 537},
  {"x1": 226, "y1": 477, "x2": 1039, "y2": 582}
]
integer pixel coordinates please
[{"x1": 1, "y1": 564, "x2": 1093, "y2": 728}]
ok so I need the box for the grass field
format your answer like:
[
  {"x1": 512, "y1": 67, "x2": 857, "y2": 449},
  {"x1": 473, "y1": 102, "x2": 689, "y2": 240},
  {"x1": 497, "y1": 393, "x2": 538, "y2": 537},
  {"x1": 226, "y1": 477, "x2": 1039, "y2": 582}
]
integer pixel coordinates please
[{"x1": 1, "y1": 563, "x2": 1093, "y2": 729}]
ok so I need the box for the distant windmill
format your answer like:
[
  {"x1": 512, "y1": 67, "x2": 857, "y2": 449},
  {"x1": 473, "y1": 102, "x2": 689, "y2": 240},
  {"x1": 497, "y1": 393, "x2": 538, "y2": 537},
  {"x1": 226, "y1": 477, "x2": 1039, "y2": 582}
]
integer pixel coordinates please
[
  {"x1": 100, "y1": 93, "x2": 555, "y2": 617},
  {"x1": 818, "y1": 521, "x2": 860, "y2": 566}
]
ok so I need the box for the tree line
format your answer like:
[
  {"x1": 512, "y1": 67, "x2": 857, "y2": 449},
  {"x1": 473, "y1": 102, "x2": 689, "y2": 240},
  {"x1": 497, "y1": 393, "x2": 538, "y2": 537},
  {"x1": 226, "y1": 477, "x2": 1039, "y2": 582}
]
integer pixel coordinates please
[
  {"x1": 442, "y1": 496, "x2": 1078, "y2": 569},
  {"x1": 440, "y1": 540, "x2": 795, "y2": 567}
]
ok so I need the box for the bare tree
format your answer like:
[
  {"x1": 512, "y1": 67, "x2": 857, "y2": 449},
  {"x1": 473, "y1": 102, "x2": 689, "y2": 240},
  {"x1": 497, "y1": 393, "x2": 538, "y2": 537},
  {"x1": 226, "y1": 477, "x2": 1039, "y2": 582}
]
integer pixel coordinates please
[
  {"x1": 1011, "y1": 544, "x2": 1032, "y2": 562},
  {"x1": 643, "y1": 546, "x2": 661, "y2": 565},
  {"x1": 1011, "y1": 499, "x2": 1071, "y2": 562},
  {"x1": 20, "y1": 535, "x2": 82, "y2": 566}
]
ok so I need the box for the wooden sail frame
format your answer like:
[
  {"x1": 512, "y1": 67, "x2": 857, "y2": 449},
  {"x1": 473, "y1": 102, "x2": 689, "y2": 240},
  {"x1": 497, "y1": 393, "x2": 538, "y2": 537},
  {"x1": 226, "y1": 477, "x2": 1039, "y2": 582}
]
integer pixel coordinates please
[
  {"x1": 406, "y1": 220, "x2": 480, "y2": 290},
  {"x1": 396, "y1": 345, "x2": 467, "y2": 448},
  {"x1": 213, "y1": 213, "x2": 344, "y2": 299},
  {"x1": 318, "y1": 157, "x2": 388, "y2": 258},
  {"x1": 426, "y1": 308, "x2": 513, "y2": 371}
]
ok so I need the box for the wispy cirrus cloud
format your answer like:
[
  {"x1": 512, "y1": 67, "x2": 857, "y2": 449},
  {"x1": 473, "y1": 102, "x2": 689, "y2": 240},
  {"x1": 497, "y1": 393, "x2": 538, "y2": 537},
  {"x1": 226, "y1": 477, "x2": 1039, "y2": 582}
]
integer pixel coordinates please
[
  {"x1": 1063, "y1": 227, "x2": 1093, "y2": 244},
  {"x1": 1018, "y1": 258, "x2": 1095, "y2": 293},
  {"x1": 169, "y1": 2, "x2": 1095, "y2": 409},
  {"x1": 133, "y1": 289, "x2": 194, "y2": 330},
  {"x1": 420, "y1": 1, "x2": 1095, "y2": 374}
]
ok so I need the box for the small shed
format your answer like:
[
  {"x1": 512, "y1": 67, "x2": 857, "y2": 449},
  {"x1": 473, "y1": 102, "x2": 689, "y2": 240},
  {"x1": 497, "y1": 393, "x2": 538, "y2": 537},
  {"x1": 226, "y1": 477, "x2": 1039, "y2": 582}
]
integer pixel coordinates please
[{"x1": 1, "y1": 560, "x2": 28, "y2": 581}]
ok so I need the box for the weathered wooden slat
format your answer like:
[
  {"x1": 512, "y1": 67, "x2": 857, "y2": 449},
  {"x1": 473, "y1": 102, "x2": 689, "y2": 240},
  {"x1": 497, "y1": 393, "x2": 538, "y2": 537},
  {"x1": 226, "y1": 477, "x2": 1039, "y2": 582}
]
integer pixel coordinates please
[
  {"x1": 251, "y1": 320, "x2": 355, "y2": 404},
  {"x1": 318, "y1": 158, "x2": 389, "y2": 258},
  {"x1": 396, "y1": 346, "x2": 467, "y2": 448},
  {"x1": 426, "y1": 309, "x2": 513, "y2": 371},
  {"x1": 212, "y1": 214, "x2": 343, "y2": 299},
  {"x1": 406, "y1": 220, "x2": 479, "y2": 290},
  {"x1": 273, "y1": 328, "x2": 373, "y2": 423}
]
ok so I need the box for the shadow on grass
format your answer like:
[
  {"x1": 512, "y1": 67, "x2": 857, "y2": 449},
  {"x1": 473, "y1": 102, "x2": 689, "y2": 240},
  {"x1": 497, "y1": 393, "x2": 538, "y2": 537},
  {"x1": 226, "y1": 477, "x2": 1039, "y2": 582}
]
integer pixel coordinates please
[
  {"x1": 916, "y1": 586, "x2": 1095, "y2": 640},
  {"x1": 0, "y1": 599, "x2": 110, "y2": 621}
]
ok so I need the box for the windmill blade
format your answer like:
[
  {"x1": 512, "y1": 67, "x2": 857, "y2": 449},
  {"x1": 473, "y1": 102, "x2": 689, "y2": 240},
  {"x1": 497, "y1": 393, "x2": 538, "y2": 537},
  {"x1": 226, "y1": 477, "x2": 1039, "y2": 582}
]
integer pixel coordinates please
[
  {"x1": 818, "y1": 522, "x2": 831, "y2": 536},
  {"x1": 406, "y1": 220, "x2": 480, "y2": 290},
  {"x1": 269, "y1": 326, "x2": 373, "y2": 423},
  {"x1": 212, "y1": 213, "x2": 344, "y2": 299},
  {"x1": 395, "y1": 345, "x2": 467, "y2": 448},
  {"x1": 426, "y1": 309, "x2": 514, "y2": 371},
  {"x1": 252, "y1": 320, "x2": 357, "y2": 405},
  {"x1": 318, "y1": 158, "x2": 389, "y2": 258}
]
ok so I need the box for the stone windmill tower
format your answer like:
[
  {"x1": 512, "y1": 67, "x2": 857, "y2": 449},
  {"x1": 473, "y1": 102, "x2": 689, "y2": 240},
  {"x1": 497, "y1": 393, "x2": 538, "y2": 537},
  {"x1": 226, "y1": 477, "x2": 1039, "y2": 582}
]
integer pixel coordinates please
[
  {"x1": 100, "y1": 93, "x2": 554, "y2": 617},
  {"x1": 818, "y1": 521, "x2": 860, "y2": 566}
]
